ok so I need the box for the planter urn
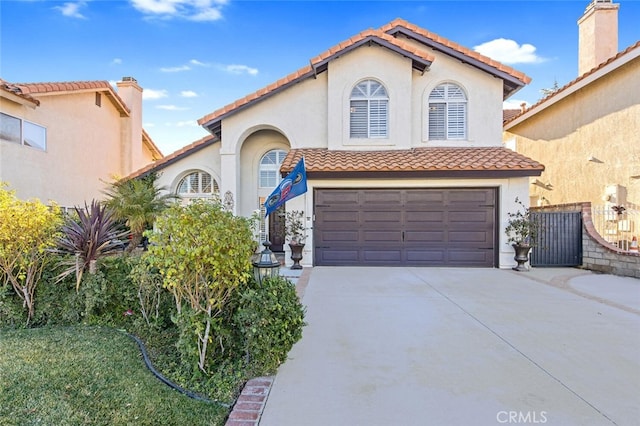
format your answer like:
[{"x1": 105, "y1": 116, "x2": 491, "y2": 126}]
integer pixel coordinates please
[
  {"x1": 289, "y1": 242, "x2": 304, "y2": 270},
  {"x1": 512, "y1": 243, "x2": 532, "y2": 271}
]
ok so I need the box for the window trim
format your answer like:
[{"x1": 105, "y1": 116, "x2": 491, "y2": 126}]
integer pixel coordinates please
[
  {"x1": 176, "y1": 170, "x2": 219, "y2": 199},
  {"x1": 0, "y1": 112, "x2": 47, "y2": 151},
  {"x1": 259, "y1": 149, "x2": 288, "y2": 188},
  {"x1": 349, "y1": 79, "x2": 389, "y2": 139},
  {"x1": 427, "y1": 82, "x2": 468, "y2": 141}
]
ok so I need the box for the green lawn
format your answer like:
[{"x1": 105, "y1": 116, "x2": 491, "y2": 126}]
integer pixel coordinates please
[{"x1": 0, "y1": 326, "x2": 229, "y2": 426}]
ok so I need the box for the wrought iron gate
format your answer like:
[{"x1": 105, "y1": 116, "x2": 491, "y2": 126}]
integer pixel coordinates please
[{"x1": 530, "y1": 211, "x2": 582, "y2": 267}]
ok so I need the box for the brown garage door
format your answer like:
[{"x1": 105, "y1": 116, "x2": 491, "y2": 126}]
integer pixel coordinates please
[{"x1": 314, "y1": 188, "x2": 497, "y2": 267}]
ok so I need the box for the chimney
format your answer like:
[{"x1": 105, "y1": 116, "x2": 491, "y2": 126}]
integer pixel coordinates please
[
  {"x1": 577, "y1": 0, "x2": 619, "y2": 75},
  {"x1": 116, "y1": 77, "x2": 143, "y2": 175}
]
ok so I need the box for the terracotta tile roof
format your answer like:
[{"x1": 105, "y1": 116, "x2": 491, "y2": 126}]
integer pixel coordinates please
[
  {"x1": 10, "y1": 80, "x2": 130, "y2": 116},
  {"x1": 381, "y1": 18, "x2": 531, "y2": 86},
  {"x1": 126, "y1": 134, "x2": 219, "y2": 180},
  {"x1": 503, "y1": 109, "x2": 522, "y2": 123},
  {"x1": 0, "y1": 79, "x2": 40, "y2": 106},
  {"x1": 280, "y1": 147, "x2": 544, "y2": 175},
  {"x1": 504, "y1": 40, "x2": 640, "y2": 126},
  {"x1": 198, "y1": 27, "x2": 435, "y2": 129}
]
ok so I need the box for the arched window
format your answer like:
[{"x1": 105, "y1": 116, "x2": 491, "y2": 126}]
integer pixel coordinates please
[
  {"x1": 177, "y1": 171, "x2": 219, "y2": 198},
  {"x1": 259, "y1": 149, "x2": 287, "y2": 188},
  {"x1": 428, "y1": 83, "x2": 467, "y2": 140},
  {"x1": 350, "y1": 79, "x2": 388, "y2": 138}
]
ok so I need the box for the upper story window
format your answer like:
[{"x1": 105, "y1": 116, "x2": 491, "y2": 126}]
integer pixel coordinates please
[
  {"x1": 0, "y1": 112, "x2": 47, "y2": 151},
  {"x1": 259, "y1": 149, "x2": 287, "y2": 188},
  {"x1": 428, "y1": 83, "x2": 467, "y2": 140},
  {"x1": 350, "y1": 80, "x2": 388, "y2": 138},
  {"x1": 177, "y1": 171, "x2": 219, "y2": 199}
]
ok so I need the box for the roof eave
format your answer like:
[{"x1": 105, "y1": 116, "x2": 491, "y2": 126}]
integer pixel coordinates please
[
  {"x1": 302, "y1": 169, "x2": 544, "y2": 179},
  {"x1": 386, "y1": 26, "x2": 528, "y2": 99},
  {"x1": 505, "y1": 42, "x2": 640, "y2": 129},
  {"x1": 0, "y1": 90, "x2": 40, "y2": 108}
]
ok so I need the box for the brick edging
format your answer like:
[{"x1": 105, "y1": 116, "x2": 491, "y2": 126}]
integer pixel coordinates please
[{"x1": 225, "y1": 376, "x2": 274, "y2": 426}]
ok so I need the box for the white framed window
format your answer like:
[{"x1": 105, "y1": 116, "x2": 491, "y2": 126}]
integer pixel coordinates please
[
  {"x1": 0, "y1": 112, "x2": 47, "y2": 150},
  {"x1": 428, "y1": 83, "x2": 467, "y2": 140},
  {"x1": 177, "y1": 171, "x2": 219, "y2": 199},
  {"x1": 259, "y1": 149, "x2": 287, "y2": 188},
  {"x1": 350, "y1": 80, "x2": 388, "y2": 138}
]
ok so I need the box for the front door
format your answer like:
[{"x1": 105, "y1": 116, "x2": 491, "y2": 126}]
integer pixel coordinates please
[{"x1": 269, "y1": 205, "x2": 286, "y2": 252}]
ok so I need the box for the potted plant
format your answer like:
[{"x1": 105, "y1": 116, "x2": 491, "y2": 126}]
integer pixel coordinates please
[
  {"x1": 505, "y1": 197, "x2": 539, "y2": 271},
  {"x1": 285, "y1": 210, "x2": 307, "y2": 269}
]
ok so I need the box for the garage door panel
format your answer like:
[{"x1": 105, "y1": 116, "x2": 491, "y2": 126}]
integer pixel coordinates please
[
  {"x1": 404, "y1": 231, "x2": 446, "y2": 242},
  {"x1": 363, "y1": 231, "x2": 402, "y2": 243},
  {"x1": 405, "y1": 211, "x2": 445, "y2": 222},
  {"x1": 317, "y1": 190, "x2": 360, "y2": 205},
  {"x1": 448, "y1": 190, "x2": 494, "y2": 204},
  {"x1": 320, "y1": 231, "x2": 360, "y2": 243},
  {"x1": 448, "y1": 250, "x2": 494, "y2": 264},
  {"x1": 363, "y1": 250, "x2": 402, "y2": 262},
  {"x1": 362, "y1": 190, "x2": 402, "y2": 204},
  {"x1": 362, "y1": 210, "x2": 403, "y2": 223},
  {"x1": 449, "y1": 230, "x2": 493, "y2": 244},
  {"x1": 406, "y1": 190, "x2": 446, "y2": 204},
  {"x1": 449, "y1": 210, "x2": 493, "y2": 223},
  {"x1": 320, "y1": 210, "x2": 359, "y2": 223},
  {"x1": 406, "y1": 249, "x2": 445, "y2": 262},
  {"x1": 314, "y1": 188, "x2": 496, "y2": 267}
]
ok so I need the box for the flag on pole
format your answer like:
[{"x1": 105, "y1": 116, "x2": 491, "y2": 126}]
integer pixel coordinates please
[{"x1": 264, "y1": 157, "x2": 307, "y2": 217}]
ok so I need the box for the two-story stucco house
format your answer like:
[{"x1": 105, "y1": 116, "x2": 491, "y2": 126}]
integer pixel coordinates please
[
  {"x1": 0, "y1": 77, "x2": 162, "y2": 208},
  {"x1": 130, "y1": 19, "x2": 544, "y2": 269},
  {"x1": 504, "y1": 0, "x2": 639, "y2": 210}
]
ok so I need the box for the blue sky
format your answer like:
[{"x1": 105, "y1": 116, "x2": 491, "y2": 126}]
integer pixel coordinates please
[{"x1": 2, "y1": 0, "x2": 639, "y2": 154}]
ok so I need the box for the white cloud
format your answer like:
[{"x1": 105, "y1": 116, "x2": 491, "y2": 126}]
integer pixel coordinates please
[
  {"x1": 473, "y1": 38, "x2": 545, "y2": 65},
  {"x1": 130, "y1": 0, "x2": 226, "y2": 22},
  {"x1": 143, "y1": 89, "x2": 169, "y2": 100},
  {"x1": 175, "y1": 120, "x2": 199, "y2": 127},
  {"x1": 157, "y1": 105, "x2": 189, "y2": 111},
  {"x1": 222, "y1": 64, "x2": 259, "y2": 76},
  {"x1": 180, "y1": 90, "x2": 198, "y2": 98},
  {"x1": 160, "y1": 65, "x2": 191, "y2": 73},
  {"x1": 111, "y1": 58, "x2": 123, "y2": 65},
  {"x1": 54, "y1": 1, "x2": 87, "y2": 19},
  {"x1": 190, "y1": 59, "x2": 210, "y2": 67}
]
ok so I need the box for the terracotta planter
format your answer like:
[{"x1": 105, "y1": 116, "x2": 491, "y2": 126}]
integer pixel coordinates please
[
  {"x1": 512, "y1": 243, "x2": 532, "y2": 271},
  {"x1": 289, "y1": 242, "x2": 304, "y2": 270}
]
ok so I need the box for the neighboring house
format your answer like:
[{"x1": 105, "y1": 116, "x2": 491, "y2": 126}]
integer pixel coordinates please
[
  {"x1": 129, "y1": 18, "x2": 543, "y2": 268},
  {"x1": 0, "y1": 77, "x2": 162, "y2": 208},
  {"x1": 504, "y1": 0, "x2": 640, "y2": 210}
]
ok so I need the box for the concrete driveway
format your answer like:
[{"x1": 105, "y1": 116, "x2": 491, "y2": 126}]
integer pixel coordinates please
[{"x1": 259, "y1": 267, "x2": 640, "y2": 426}]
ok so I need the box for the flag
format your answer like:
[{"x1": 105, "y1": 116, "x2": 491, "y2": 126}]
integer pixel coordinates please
[{"x1": 264, "y1": 157, "x2": 307, "y2": 217}]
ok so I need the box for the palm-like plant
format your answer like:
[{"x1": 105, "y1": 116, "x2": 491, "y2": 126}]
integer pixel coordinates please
[
  {"x1": 56, "y1": 200, "x2": 127, "y2": 291},
  {"x1": 103, "y1": 172, "x2": 177, "y2": 253}
]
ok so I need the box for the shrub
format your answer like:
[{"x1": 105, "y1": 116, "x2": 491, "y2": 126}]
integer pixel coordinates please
[
  {"x1": 55, "y1": 200, "x2": 127, "y2": 291},
  {"x1": 0, "y1": 183, "x2": 62, "y2": 325},
  {"x1": 145, "y1": 200, "x2": 255, "y2": 373},
  {"x1": 235, "y1": 275, "x2": 305, "y2": 375}
]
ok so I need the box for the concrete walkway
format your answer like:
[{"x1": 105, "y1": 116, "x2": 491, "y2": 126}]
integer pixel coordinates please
[{"x1": 259, "y1": 267, "x2": 640, "y2": 426}]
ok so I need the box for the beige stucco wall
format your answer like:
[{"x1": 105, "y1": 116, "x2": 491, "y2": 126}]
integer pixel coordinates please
[
  {"x1": 504, "y1": 57, "x2": 640, "y2": 208},
  {"x1": 1, "y1": 92, "x2": 125, "y2": 207},
  {"x1": 151, "y1": 40, "x2": 529, "y2": 268}
]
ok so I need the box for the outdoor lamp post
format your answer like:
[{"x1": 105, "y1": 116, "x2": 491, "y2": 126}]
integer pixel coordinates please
[{"x1": 252, "y1": 241, "x2": 280, "y2": 285}]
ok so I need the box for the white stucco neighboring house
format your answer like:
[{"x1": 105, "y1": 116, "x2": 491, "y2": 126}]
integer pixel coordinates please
[{"x1": 129, "y1": 19, "x2": 544, "y2": 269}]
